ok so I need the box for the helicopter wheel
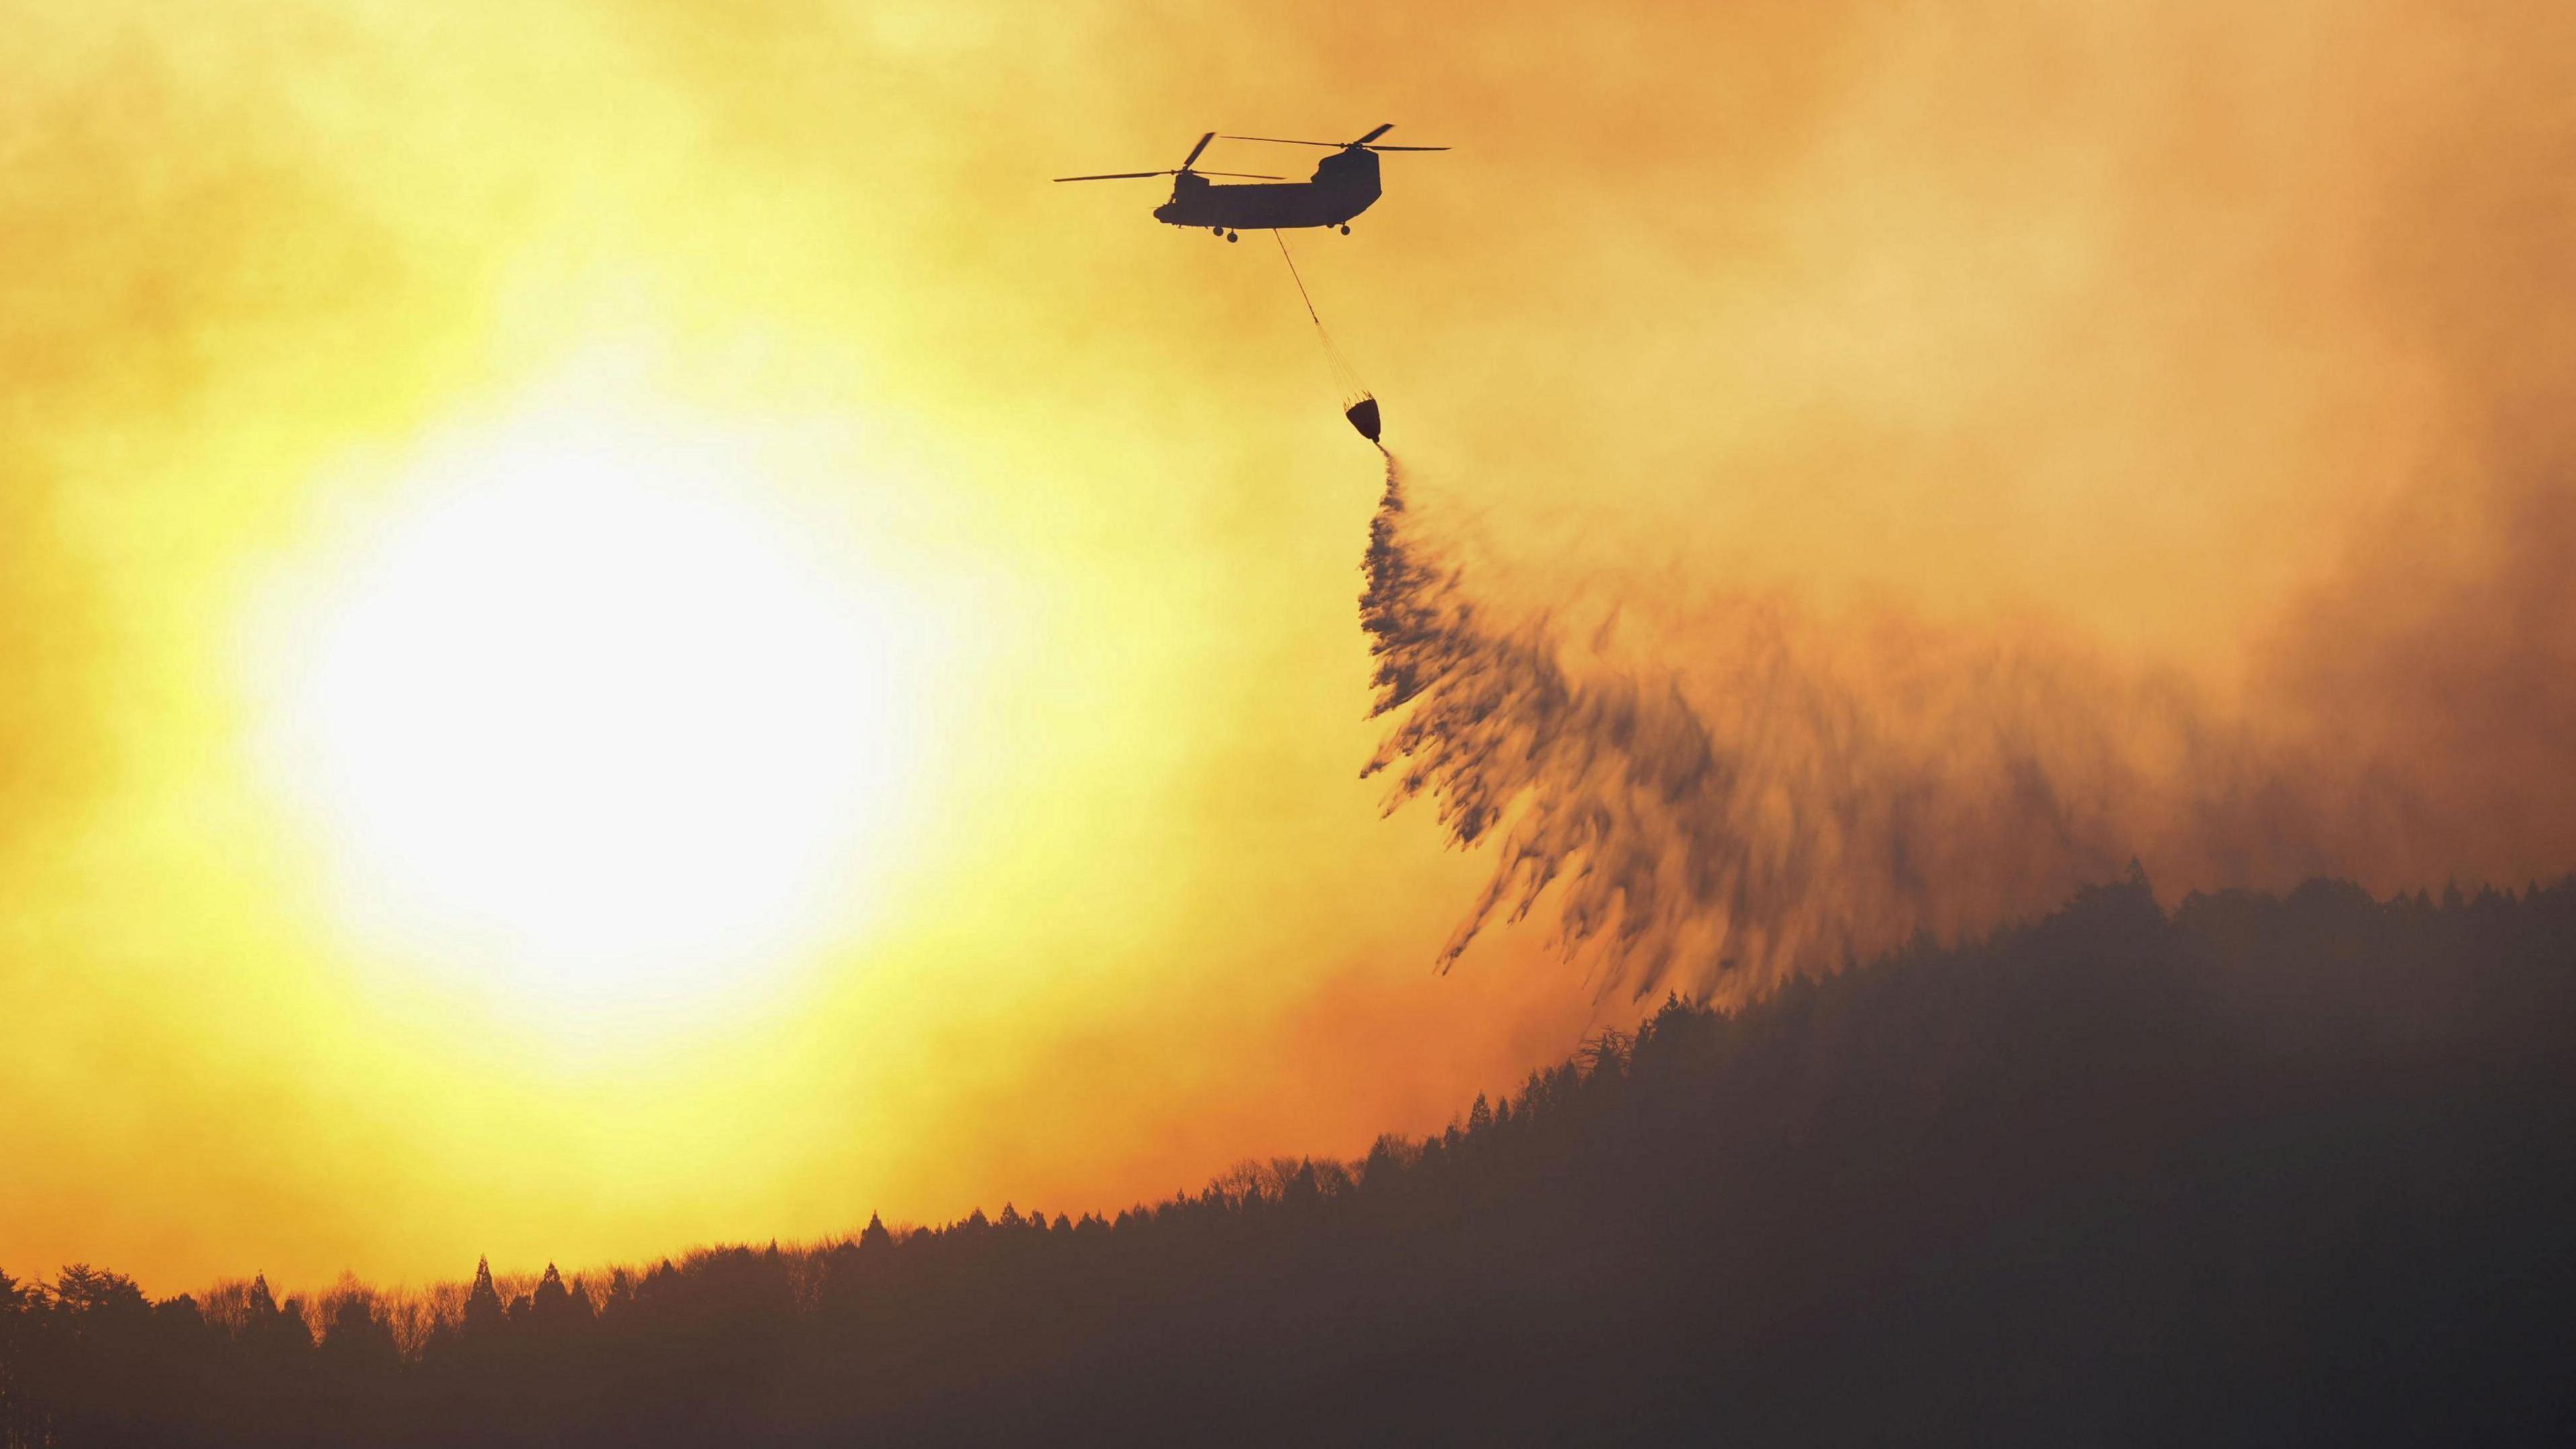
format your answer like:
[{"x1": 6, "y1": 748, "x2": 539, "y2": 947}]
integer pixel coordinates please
[
  {"x1": 1340, "y1": 225, "x2": 1350, "y2": 235},
  {"x1": 1226, "y1": 231, "x2": 1238, "y2": 243},
  {"x1": 1212, "y1": 227, "x2": 1224, "y2": 237}
]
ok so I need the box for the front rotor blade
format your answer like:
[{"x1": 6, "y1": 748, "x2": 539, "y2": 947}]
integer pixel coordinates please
[
  {"x1": 1220, "y1": 135, "x2": 1342, "y2": 148},
  {"x1": 1363, "y1": 145, "x2": 1449, "y2": 152},
  {"x1": 1192, "y1": 170, "x2": 1285, "y2": 180},
  {"x1": 1352, "y1": 123, "x2": 1397, "y2": 145},
  {"x1": 1052, "y1": 170, "x2": 1172, "y2": 182},
  {"x1": 1182, "y1": 131, "x2": 1215, "y2": 168}
]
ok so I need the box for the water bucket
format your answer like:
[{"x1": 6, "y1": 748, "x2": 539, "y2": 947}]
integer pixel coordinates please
[{"x1": 1344, "y1": 395, "x2": 1382, "y2": 443}]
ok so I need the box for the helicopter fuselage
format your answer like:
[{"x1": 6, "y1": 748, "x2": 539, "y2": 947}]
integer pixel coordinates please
[{"x1": 1154, "y1": 148, "x2": 1381, "y2": 231}]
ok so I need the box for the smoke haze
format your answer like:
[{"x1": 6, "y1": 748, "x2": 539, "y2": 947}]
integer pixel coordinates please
[
  {"x1": 1344, "y1": 0, "x2": 2576, "y2": 1000},
  {"x1": 5, "y1": 0, "x2": 2576, "y2": 1291}
]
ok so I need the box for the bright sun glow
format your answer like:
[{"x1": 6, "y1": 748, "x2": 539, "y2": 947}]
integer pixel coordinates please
[{"x1": 259, "y1": 399, "x2": 929, "y2": 1029}]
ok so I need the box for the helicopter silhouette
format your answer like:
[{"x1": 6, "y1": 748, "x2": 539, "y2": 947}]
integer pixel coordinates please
[{"x1": 1055, "y1": 124, "x2": 1447, "y2": 241}]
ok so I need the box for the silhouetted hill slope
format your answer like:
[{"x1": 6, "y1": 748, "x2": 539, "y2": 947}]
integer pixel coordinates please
[{"x1": 7, "y1": 875, "x2": 2575, "y2": 1446}]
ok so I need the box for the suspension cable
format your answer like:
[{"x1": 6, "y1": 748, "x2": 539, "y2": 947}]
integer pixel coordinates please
[
  {"x1": 1271, "y1": 229, "x2": 1369, "y2": 403},
  {"x1": 1273, "y1": 228, "x2": 1323, "y2": 327}
]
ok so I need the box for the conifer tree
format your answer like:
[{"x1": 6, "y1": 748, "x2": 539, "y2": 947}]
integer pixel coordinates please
[
  {"x1": 531, "y1": 1264, "x2": 576, "y2": 1328},
  {"x1": 464, "y1": 1256, "x2": 506, "y2": 1338}
]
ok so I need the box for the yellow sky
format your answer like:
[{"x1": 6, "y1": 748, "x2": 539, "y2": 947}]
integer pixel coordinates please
[{"x1": 5, "y1": 0, "x2": 2571, "y2": 1292}]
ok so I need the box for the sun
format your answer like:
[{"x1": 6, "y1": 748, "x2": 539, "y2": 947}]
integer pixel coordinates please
[{"x1": 258, "y1": 400, "x2": 930, "y2": 1028}]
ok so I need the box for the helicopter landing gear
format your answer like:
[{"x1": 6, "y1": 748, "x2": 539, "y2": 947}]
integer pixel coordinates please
[
  {"x1": 1226, "y1": 231, "x2": 1239, "y2": 242},
  {"x1": 1339, "y1": 224, "x2": 1351, "y2": 235},
  {"x1": 1212, "y1": 227, "x2": 1224, "y2": 237}
]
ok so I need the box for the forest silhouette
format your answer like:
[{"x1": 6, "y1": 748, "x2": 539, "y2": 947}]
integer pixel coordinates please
[{"x1": 5, "y1": 873, "x2": 2573, "y2": 1445}]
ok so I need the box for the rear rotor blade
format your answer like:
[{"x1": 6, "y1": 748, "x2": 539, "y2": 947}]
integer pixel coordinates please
[
  {"x1": 1363, "y1": 144, "x2": 1449, "y2": 152},
  {"x1": 1181, "y1": 131, "x2": 1215, "y2": 168},
  {"x1": 1351, "y1": 123, "x2": 1397, "y2": 145},
  {"x1": 1221, "y1": 134, "x2": 1344, "y2": 148},
  {"x1": 1053, "y1": 170, "x2": 1172, "y2": 182}
]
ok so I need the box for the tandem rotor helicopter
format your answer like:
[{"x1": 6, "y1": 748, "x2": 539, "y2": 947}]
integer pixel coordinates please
[
  {"x1": 1055, "y1": 124, "x2": 1450, "y2": 445},
  {"x1": 1053, "y1": 123, "x2": 1448, "y2": 241}
]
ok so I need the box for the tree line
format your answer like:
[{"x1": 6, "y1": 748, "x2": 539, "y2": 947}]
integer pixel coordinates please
[{"x1": 6, "y1": 873, "x2": 2575, "y2": 1444}]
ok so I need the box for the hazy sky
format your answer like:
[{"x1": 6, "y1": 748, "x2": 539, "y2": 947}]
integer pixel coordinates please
[{"x1": 5, "y1": 0, "x2": 2571, "y2": 1293}]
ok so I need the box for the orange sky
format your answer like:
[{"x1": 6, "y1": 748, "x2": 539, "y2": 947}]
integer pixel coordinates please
[{"x1": 5, "y1": 0, "x2": 2571, "y2": 1294}]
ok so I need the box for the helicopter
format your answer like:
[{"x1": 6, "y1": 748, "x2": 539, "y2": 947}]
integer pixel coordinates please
[{"x1": 1054, "y1": 124, "x2": 1447, "y2": 241}]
